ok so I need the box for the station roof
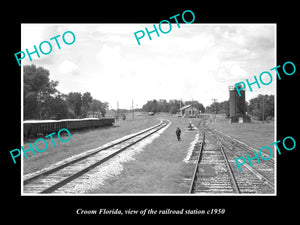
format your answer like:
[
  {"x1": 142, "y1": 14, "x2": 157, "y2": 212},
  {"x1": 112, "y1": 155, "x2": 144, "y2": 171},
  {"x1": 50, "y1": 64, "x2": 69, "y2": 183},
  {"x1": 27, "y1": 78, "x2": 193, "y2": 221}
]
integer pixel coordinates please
[{"x1": 179, "y1": 105, "x2": 192, "y2": 111}]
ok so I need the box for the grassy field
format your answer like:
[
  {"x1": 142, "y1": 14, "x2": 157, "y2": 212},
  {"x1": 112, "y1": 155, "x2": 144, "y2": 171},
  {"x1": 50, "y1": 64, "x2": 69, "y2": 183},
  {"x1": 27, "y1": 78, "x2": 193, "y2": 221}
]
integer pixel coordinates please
[
  {"x1": 86, "y1": 114, "x2": 275, "y2": 194},
  {"x1": 205, "y1": 115, "x2": 275, "y2": 150},
  {"x1": 88, "y1": 114, "x2": 200, "y2": 194},
  {"x1": 23, "y1": 113, "x2": 159, "y2": 174},
  {"x1": 23, "y1": 112, "x2": 275, "y2": 194}
]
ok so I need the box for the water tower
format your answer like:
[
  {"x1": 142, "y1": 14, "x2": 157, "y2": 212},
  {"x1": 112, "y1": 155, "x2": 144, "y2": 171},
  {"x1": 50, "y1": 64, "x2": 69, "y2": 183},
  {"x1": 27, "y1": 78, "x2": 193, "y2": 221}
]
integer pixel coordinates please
[{"x1": 228, "y1": 85, "x2": 250, "y2": 123}]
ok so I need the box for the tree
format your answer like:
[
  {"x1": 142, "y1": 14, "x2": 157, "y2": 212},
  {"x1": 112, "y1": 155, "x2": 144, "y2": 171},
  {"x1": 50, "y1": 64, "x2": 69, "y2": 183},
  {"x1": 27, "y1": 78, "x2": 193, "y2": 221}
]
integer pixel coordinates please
[
  {"x1": 47, "y1": 94, "x2": 69, "y2": 119},
  {"x1": 248, "y1": 94, "x2": 274, "y2": 121},
  {"x1": 142, "y1": 99, "x2": 158, "y2": 113},
  {"x1": 90, "y1": 99, "x2": 102, "y2": 117},
  {"x1": 168, "y1": 99, "x2": 184, "y2": 114},
  {"x1": 23, "y1": 64, "x2": 109, "y2": 120},
  {"x1": 157, "y1": 99, "x2": 169, "y2": 112},
  {"x1": 24, "y1": 64, "x2": 59, "y2": 120},
  {"x1": 218, "y1": 100, "x2": 230, "y2": 117},
  {"x1": 88, "y1": 99, "x2": 108, "y2": 117},
  {"x1": 23, "y1": 92, "x2": 38, "y2": 119},
  {"x1": 100, "y1": 102, "x2": 109, "y2": 117},
  {"x1": 81, "y1": 92, "x2": 93, "y2": 117},
  {"x1": 66, "y1": 92, "x2": 82, "y2": 117},
  {"x1": 185, "y1": 101, "x2": 205, "y2": 113}
]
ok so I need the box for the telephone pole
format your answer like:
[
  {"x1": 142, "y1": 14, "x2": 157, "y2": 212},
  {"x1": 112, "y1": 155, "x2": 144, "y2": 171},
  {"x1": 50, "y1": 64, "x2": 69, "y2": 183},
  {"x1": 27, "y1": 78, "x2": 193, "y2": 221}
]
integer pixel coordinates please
[
  {"x1": 132, "y1": 99, "x2": 134, "y2": 120},
  {"x1": 117, "y1": 101, "x2": 119, "y2": 120}
]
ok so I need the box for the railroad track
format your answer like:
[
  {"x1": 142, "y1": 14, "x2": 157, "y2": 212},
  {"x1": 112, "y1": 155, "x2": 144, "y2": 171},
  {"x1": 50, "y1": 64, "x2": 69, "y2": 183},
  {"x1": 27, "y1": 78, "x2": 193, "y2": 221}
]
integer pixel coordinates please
[
  {"x1": 189, "y1": 125, "x2": 275, "y2": 194},
  {"x1": 23, "y1": 120, "x2": 170, "y2": 194},
  {"x1": 212, "y1": 128, "x2": 275, "y2": 165}
]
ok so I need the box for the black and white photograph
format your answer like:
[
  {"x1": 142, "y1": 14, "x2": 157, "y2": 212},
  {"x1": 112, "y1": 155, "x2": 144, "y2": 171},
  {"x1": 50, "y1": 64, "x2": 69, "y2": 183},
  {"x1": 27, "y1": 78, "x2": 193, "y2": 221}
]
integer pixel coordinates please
[
  {"x1": 4, "y1": 4, "x2": 298, "y2": 221},
  {"x1": 20, "y1": 23, "x2": 276, "y2": 195}
]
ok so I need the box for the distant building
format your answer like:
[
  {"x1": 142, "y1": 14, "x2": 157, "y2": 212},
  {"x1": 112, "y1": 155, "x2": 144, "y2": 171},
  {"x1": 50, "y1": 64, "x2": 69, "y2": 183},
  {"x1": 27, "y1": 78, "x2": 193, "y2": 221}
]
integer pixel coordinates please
[{"x1": 179, "y1": 105, "x2": 200, "y2": 118}]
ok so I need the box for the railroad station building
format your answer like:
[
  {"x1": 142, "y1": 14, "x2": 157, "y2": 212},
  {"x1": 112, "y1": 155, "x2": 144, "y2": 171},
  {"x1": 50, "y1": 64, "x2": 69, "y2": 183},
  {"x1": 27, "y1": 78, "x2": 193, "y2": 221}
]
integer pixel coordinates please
[{"x1": 179, "y1": 105, "x2": 200, "y2": 118}]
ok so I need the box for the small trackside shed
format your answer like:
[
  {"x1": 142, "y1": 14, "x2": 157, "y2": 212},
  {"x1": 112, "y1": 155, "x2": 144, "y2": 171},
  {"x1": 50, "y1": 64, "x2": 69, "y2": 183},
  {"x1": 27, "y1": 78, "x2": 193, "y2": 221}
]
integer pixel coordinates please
[{"x1": 179, "y1": 105, "x2": 200, "y2": 118}]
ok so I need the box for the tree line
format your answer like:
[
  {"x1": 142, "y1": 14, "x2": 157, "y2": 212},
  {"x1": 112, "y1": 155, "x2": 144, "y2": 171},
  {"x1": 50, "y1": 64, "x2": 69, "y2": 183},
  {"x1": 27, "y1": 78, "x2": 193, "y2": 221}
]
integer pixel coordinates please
[
  {"x1": 142, "y1": 95, "x2": 274, "y2": 121},
  {"x1": 24, "y1": 64, "x2": 274, "y2": 122},
  {"x1": 206, "y1": 95, "x2": 274, "y2": 121},
  {"x1": 247, "y1": 94, "x2": 274, "y2": 121},
  {"x1": 24, "y1": 64, "x2": 108, "y2": 120},
  {"x1": 142, "y1": 99, "x2": 205, "y2": 114}
]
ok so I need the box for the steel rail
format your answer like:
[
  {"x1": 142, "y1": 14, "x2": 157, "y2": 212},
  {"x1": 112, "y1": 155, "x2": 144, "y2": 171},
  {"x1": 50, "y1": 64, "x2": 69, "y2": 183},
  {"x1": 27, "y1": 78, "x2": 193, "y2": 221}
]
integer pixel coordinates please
[
  {"x1": 212, "y1": 128, "x2": 275, "y2": 164},
  {"x1": 39, "y1": 121, "x2": 170, "y2": 193},
  {"x1": 188, "y1": 132, "x2": 205, "y2": 194},
  {"x1": 24, "y1": 120, "x2": 165, "y2": 185},
  {"x1": 202, "y1": 126, "x2": 241, "y2": 194},
  {"x1": 232, "y1": 156, "x2": 274, "y2": 190},
  {"x1": 218, "y1": 143, "x2": 241, "y2": 193},
  {"x1": 209, "y1": 127, "x2": 274, "y2": 192}
]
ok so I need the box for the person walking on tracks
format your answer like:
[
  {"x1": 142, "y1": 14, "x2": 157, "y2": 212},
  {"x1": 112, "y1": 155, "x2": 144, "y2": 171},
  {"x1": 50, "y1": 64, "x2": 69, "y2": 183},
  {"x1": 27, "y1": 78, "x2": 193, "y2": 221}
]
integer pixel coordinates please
[{"x1": 176, "y1": 127, "x2": 181, "y2": 141}]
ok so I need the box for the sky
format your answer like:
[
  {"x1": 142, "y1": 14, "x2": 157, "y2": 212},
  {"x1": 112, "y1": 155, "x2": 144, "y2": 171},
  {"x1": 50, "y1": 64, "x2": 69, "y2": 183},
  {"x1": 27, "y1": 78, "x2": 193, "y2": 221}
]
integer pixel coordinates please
[{"x1": 21, "y1": 23, "x2": 276, "y2": 109}]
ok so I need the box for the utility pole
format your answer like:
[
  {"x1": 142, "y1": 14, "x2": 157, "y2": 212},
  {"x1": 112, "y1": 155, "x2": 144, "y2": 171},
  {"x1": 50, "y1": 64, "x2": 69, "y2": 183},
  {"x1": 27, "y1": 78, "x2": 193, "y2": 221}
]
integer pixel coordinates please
[
  {"x1": 132, "y1": 99, "x2": 134, "y2": 120},
  {"x1": 179, "y1": 99, "x2": 182, "y2": 116},
  {"x1": 117, "y1": 101, "x2": 119, "y2": 120}
]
